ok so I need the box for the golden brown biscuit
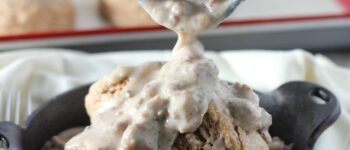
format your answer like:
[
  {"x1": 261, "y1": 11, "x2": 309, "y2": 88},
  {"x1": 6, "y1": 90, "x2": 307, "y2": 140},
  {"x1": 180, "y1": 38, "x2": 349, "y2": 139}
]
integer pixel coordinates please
[
  {"x1": 85, "y1": 75, "x2": 128, "y2": 117},
  {"x1": 85, "y1": 72, "x2": 270, "y2": 150},
  {"x1": 172, "y1": 103, "x2": 269, "y2": 150},
  {"x1": 0, "y1": 0, "x2": 74, "y2": 34},
  {"x1": 99, "y1": 0, "x2": 157, "y2": 27}
]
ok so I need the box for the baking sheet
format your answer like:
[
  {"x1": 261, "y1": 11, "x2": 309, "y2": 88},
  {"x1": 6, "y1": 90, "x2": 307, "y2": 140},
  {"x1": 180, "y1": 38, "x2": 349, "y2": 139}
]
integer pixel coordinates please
[
  {"x1": 71, "y1": 0, "x2": 350, "y2": 28},
  {"x1": 0, "y1": 0, "x2": 349, "y2": 51}
]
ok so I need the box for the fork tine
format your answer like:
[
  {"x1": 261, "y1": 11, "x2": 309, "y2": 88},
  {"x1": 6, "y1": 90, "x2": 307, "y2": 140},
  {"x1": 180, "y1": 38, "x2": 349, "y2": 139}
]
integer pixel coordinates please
[
  {"x1": 14, "y1": 91, "x2": 21, "y2": 125},
  {"x1": 25, "y1": 92, "x2": 32, "y2": 118},
  {"x1": 5, "y1": 89, "x2": 12, "y2": 122},
  {"x1": 0, "y1": 89, "x2": 32, "y2": 125},
  {"x1": 0, "y1": 90, "x2": 3, "y2": 121}
]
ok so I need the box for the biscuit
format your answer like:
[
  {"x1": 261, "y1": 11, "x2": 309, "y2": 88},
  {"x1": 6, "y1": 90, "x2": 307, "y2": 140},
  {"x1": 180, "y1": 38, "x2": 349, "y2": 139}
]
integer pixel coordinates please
[
  {"x1": 99, "y1": 0, "x2": 156, "y2": 27},
  {"x1": 85, "y1": 76, "x2": 128, "y2": 117},
  {"x1": 0, "y1": 0, "x2": 74, "y2": 34},
  {"x1": 172, "y1": 103, "x2": 269, "y2": 150},
  {"x1": 85, "y1": 72, "x2": 270, "y2": 149}
]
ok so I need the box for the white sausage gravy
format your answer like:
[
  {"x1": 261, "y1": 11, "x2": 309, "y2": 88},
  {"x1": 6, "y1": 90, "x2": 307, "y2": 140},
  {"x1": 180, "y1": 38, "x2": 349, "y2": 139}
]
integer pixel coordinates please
[{"x1": 66, "y1": 0, "x2": 274, "y2": 149}]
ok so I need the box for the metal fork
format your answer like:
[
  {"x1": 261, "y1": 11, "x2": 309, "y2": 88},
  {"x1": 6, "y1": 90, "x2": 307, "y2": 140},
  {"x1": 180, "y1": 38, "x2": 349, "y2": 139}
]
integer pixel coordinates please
[{"x1": 0, "y1": 89, "x2": 32, "y2": 149}]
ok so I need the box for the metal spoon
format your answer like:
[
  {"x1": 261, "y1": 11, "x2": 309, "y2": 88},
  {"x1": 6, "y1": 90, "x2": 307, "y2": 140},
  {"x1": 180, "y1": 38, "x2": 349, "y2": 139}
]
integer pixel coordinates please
[{"x1": 138, "y1": 0, "x2": 244, "y2": 32}]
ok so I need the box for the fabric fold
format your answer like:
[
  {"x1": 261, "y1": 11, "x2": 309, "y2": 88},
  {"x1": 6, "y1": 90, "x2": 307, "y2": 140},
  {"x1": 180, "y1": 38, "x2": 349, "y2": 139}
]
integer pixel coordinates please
[{"x1": 0, "y1": 49, "x2": 348, "y2": 149}]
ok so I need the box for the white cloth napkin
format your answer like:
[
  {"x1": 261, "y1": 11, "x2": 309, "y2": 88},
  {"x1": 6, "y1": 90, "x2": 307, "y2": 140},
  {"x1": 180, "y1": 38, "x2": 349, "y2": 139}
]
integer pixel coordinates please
[{"x1": 0, "y1": 49, "x2": 349, "y2": 149}]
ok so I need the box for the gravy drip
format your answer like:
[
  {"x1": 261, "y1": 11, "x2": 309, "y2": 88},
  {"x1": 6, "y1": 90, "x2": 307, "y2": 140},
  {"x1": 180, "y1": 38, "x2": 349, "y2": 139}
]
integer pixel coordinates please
[{"x1": 66, "y1": 0, "x2": 272, "y2": 149}]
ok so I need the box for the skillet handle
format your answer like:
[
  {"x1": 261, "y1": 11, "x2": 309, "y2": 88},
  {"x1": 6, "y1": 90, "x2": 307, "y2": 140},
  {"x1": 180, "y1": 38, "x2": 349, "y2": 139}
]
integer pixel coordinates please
[
  {"x1": 304, "y1": 85, "x2": 341, "y2": 147},
  {"x1": 0, "y1": 122, "x2": 24, "y2": 150},
  {"x1": 260, "y1": 81, "x2": 341, "y2": 150}
]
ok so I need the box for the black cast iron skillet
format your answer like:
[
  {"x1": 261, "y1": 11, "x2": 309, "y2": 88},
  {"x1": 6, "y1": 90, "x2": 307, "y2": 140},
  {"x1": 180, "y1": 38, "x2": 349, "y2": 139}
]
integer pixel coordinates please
[{"x1": 0, "y1": 81, "x2": 341, "y2": 150}]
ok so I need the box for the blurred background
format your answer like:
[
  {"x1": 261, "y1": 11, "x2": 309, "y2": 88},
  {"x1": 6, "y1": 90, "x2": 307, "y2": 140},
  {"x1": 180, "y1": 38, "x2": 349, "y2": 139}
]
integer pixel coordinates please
[{"x1": 0, "y1": 0, "x2": 349, "y2": 67}]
